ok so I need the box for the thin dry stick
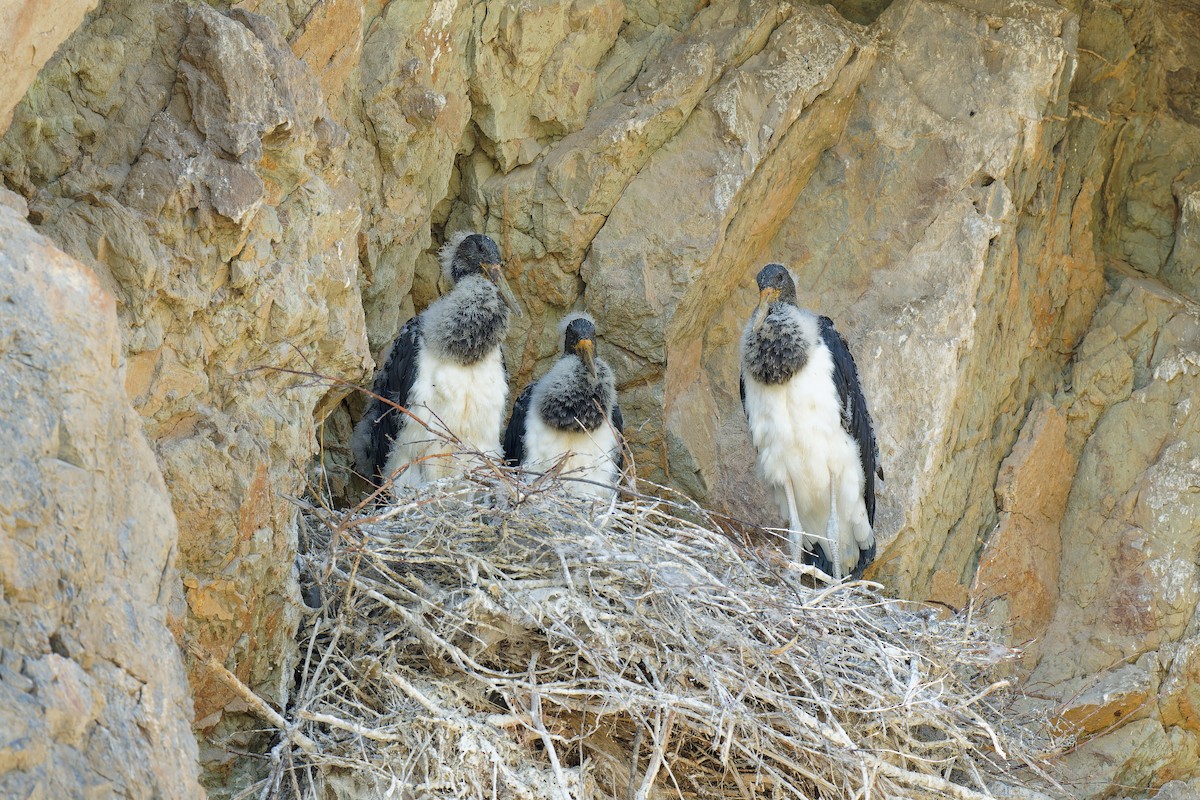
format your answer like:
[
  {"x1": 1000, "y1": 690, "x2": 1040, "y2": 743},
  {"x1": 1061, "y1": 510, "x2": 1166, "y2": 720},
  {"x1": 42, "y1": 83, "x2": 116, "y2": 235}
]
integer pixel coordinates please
[{"x1": 186, "y1": 640, "x2": 318, "y2": 755}]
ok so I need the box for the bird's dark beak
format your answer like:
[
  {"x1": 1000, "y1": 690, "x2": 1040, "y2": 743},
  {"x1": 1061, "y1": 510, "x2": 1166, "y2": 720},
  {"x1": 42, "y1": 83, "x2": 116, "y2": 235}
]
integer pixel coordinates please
[
  {"x1": 576, "y1": 338, "x2": 597, "y2": 377},
  {"x1": 485, "y1": 263, "x2": 523, "y2": 317},
  {"x1": 752, "y1": 286, "x2": 780, "y2": 331}
]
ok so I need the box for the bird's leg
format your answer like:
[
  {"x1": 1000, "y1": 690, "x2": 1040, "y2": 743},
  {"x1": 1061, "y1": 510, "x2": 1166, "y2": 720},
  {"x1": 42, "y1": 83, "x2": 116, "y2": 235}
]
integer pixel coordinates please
[
  {"x1": 827, "y1": 477, "x2": 842, "y2": 580},
  {"x1": 783, "y1": 481, "x2": 804, "y2": 562}
]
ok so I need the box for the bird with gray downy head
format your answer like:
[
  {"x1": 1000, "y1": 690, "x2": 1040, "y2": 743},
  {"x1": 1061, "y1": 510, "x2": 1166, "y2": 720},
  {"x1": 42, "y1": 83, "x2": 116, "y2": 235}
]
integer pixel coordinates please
[
  {"x1": 739, "y1": 263, "x2": 882, "y2": 580},
  {"x1": 504, "y1": 312, "x2": 625, "y2": 499},
  {"x1": 352, "y1": 232, "x2": 522, "y2": 492}
]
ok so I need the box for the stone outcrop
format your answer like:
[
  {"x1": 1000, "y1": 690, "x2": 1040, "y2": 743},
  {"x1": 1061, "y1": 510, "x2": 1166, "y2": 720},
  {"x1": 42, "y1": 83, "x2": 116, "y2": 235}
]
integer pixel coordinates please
[
  {"x1": 0, "y1": 191, "x2": 202, "y2": 798},
  {"x1": 966, "y1": 0, "x2": 1200, "y2": 792},
  {"x1": 0, "y1": 1, "x2": 371, "y2": 786},
  {"x1": 2, "y1": 0, "x2": 1200, "y2": 797},
  {"x1": 982, "y1": 271, "x2": 1200, "y2": 794}
]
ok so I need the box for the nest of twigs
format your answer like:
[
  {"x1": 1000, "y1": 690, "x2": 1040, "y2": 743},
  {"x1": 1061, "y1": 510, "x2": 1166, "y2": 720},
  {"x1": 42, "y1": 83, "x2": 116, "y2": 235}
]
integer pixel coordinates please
[{"x1": 264, "y1": 467, "x2": 1060, "y2": 800}]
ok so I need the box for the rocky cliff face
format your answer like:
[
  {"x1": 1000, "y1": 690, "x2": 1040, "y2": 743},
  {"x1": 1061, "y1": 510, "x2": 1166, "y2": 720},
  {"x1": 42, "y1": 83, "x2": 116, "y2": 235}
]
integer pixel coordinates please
[
  {"x1": 0, "y1": 190, "x2": 202, "y2": 798},
  {"x1": 0, "y1": 0, "x2": 371, "y2": 785},
  {"x1": 1, "y1": 0, "x2": 1198, "y2": 797}
]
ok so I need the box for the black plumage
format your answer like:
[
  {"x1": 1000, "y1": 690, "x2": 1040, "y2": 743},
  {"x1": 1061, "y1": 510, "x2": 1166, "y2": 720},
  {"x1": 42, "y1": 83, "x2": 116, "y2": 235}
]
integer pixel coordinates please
[
  {"x1": 819, "y1": 315, "x2": 883, "y2": 528},
  {"x1": 358, "y1": 316, "x2": 422, "y2": 483},
  {"x1": 503, "y1": 383, "x2": 626, "y2": 470},
  {"x1": 503, "y1": 385, "x2": 533, "y2": 468}
]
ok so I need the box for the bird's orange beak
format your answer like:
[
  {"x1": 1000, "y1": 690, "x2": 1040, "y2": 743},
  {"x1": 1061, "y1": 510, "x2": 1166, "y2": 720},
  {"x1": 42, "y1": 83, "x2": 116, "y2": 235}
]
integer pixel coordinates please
[
  {"x1": 752, "y1": 286, "x2": 781, "y2": 331},
  {"x1": 485, "y1": 263, "x2": 523, "y2": 317},
  {"x1": 575, "y1": 338, "x2": 597, "y2": 377}
]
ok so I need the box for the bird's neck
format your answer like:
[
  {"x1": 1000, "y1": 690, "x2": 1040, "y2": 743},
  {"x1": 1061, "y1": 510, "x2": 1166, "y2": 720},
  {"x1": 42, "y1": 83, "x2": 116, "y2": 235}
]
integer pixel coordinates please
[
  {"x1": 537, "y1": 358, "x2": 611, "y2": 432},
  {"x1": 745, "y1": 307, "x2": 809, "y2": 385},
  {"x1": 429, "y1": 276, "x2": 509, "y2": 364}
]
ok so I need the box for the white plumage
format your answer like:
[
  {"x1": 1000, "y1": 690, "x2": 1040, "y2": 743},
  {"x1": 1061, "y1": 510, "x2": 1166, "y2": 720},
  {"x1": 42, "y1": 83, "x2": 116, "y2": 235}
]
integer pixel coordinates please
[
  {"x1": 742, "y1": 308, "x2": 873, "y2": 573},
  {"x1": 521, "y1": 358, "x2": 621, "y2": 498},
  {"x1": 503, "y1": 313, "x2": 625, "y2": 500},
  {"x1": 352, "y1": 232, "x2": 519, "y2": 494},
  {"x1": 383, "y1": 343, "x2": 508, "y2": 488}
]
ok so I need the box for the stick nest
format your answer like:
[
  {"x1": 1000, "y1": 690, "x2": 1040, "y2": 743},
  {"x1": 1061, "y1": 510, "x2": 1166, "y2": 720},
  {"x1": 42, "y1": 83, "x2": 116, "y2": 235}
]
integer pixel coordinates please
[{"x1": 274, "y1": 471, "x2": 1060, "y2": 800}]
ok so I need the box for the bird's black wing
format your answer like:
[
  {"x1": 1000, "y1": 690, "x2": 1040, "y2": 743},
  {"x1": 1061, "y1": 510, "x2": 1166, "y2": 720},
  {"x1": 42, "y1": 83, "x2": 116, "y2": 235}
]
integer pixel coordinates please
[
  {"x1": 358, "y1": 317, "x2": 422, "y2": 482},
  {"x1": 503, "y1": 384, "x2": 535, "y2": 466},
  {"x1": 819, "y1": 316, "x2": 881, "y2": 525},
  {"x1": 610, "y1": 402, "x2": 625, "y2": 473},
  {"x1": 801, "y1": 318, "x2": 880, "y2": 581}
]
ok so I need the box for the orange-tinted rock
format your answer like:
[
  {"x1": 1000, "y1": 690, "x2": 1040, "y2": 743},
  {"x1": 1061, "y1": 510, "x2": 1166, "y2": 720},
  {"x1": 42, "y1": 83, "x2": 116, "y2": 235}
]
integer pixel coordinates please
[
  {"x1": 1051, "y1": 663, "x2": 1156, "y2": 739},
  {"x1": 973, "y1": 402, "x2": 1073, "y2": 648}
]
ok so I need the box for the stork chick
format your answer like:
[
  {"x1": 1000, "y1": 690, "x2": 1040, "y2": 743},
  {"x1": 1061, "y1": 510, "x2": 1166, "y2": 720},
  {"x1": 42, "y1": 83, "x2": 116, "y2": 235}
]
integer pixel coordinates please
[
  {"x1": 739, "y1": 263, "x2": 881, "y2": 579},
  {"x1": 504, "y1": 313, "x2": 624, "y2": 499},
  {"x1": 352, "y1": 231, "x2": 521, "y2": 491}
]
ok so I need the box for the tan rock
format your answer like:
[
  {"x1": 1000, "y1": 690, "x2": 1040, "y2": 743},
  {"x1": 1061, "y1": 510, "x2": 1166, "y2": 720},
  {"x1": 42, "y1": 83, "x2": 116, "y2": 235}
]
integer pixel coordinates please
[
  {"x1": 470, "y1": 0, "x2": 624, "y2": 171},
  {"x1": 1020, "y1": 269, "x2": 1200, "y2": 796},
  {"x1": 583, "y1": 5, "x2": 872, "y2": 492},
  {"x1": 761, "y1": 0, "x2": 1093, "y2": 578},
  {"x1": 1105, "y1": 114, "x2": 1200, "y2": 287},
  {"x1": 347, "y1": 0, "x2": 476, "y2": 350},
  {"x1": 1033, "y1": 273, "x2": 1200, "y2": 685},
  {"x1": 289, "y1": 0, "x2": 365, "y2": 116},
  {"x1": 1164, "y1": 177, "x2": 1200, "y2": 298},
  {"x1": 1120, "y1": 779, "x2": 1200, "y2": 800},
  {"x1": 1051, "y1": 661, "x2": 1157, "y2": 739},
  {"x1": 459, "y1": 0, "x2": 788, "y2": 363},
  {"x1": 0, "y1": 200, "x2": 201, "y2": 797},
  {"x1": 1, "y1": 3, "x2": 371, "y2": 786},
  {"x1": 0, "y1": 0, "x2": 98, "y2": 133},
  {"x1": 1160, "y1": 639, "x2": 1200, "y2": 735},
  {"x1": 1057, "y1": 719, "x2": 1175, "y2": 798}
]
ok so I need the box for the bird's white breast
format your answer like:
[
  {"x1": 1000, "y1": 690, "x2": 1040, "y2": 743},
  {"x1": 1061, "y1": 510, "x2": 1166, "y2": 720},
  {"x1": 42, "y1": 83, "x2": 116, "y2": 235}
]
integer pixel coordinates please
[
  {"x1": 744, "y1": 344, "x2": 853, "y2": 490},
  {"x1": 523, "y1": 411, "x2": 620, "y2": 499},
  {"x1": 385, "y1": 345, "x2": 507, "y2": 488}
]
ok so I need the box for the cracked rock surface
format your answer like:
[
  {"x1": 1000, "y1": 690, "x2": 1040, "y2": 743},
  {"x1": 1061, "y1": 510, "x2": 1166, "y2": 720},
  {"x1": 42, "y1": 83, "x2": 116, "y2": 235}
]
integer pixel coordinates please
[{"x1": 0, "y1": 191, "x2": 203, "y2": 799}]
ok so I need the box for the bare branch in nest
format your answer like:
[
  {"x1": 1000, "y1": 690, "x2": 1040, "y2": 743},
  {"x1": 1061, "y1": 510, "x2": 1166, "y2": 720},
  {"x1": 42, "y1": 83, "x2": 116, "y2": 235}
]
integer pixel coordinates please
[
  {"x1": 271, "y1": 470, "x2": 1065, "y2": 799},
  {"x1": 185, "y1": 640, "x2": 319, "y2": 756}
]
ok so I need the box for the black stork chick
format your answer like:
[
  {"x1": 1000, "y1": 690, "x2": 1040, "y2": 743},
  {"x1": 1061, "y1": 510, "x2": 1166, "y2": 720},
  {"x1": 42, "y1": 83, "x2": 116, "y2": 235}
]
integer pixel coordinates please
[
  {"x1": 351, "y1": 231, "x2": 521, "y2": 491},
  {"x1": 739, "y1": 263, "x2": 882, "y2": 580},
  {"x1": 503, "y1": 312, "x2": 624, "y2": 499}
]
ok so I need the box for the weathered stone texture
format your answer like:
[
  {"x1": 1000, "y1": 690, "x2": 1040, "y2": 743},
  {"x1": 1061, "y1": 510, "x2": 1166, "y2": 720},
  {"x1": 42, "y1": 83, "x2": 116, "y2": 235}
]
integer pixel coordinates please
[
  {"x1": 764, "y1": 0, "x2": 1099, "y2": 590},
  {"x1": 583, "y1": 4, "x2": 873, "y2": 498},
  {"x1": 0, "y1": 0, "x2": 99, "y2": 132},
  {"x1": 1020, "y1": 272, "x2": 1200, "y2": 792},
  {"x1": 1, "y1": 1, "x2": 371, "y2": 786},
  {"x1": 972, "y1": 401, "x2": 1073, "y2": 647},
  {"x1": 962, "y1": 0, "x2": 1200, "y2": 793},
  {"x1": 0, "y1": 193, "x2": 203, "y2": 798}
]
